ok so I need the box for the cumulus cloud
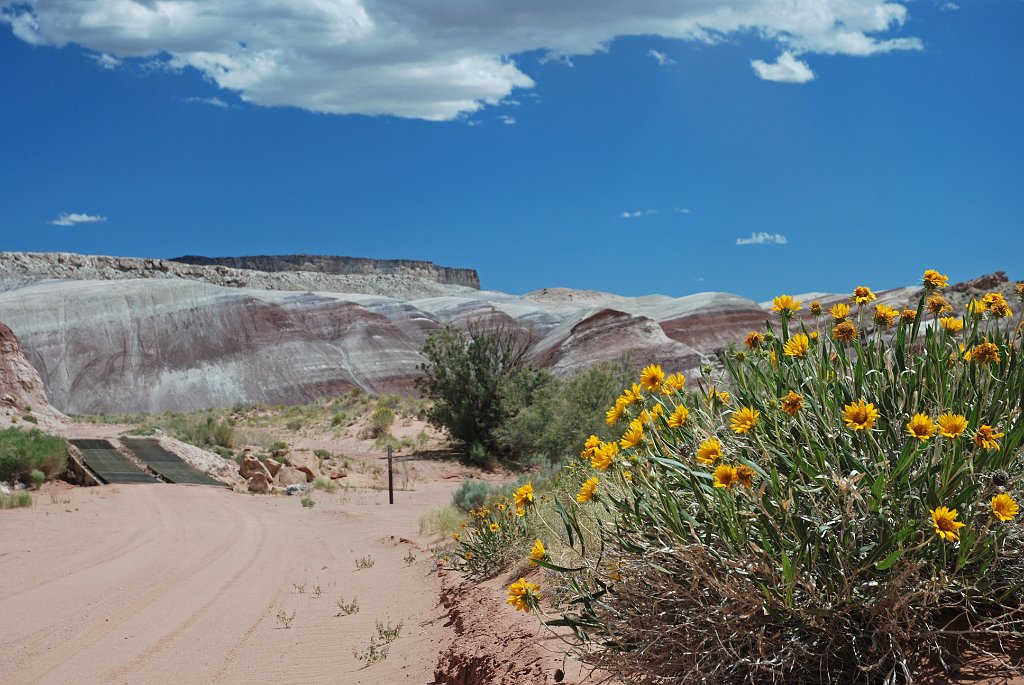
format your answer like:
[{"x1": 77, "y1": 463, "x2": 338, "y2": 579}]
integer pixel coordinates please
[
  {"x1": 648, "y1": 49, "x2": 676, "y2": 66},
  {"x1": 751, "y1": 52, "x2": 816, "y2": 83},
  {"x1": 48, "y1": 212, "x2": 107, "y2": 227},
  {"x1": 673, "y1": 207, "x2": 691, "y2": 214},
  {"x1": 498, "y1": 115, "x2": 516, "y2": 125},
  {"x1": 736, "y1": 231, "x2": 788, "y2": 245},
  {"x1": 940, "y1": 3, "x2": 960, "y2": 11},
  {"x1": 621, "y1": 209, "x2": 658, "y2": 219},
  {"x1": 1, "y1": 1, "x2": 923, "y2": 120}
]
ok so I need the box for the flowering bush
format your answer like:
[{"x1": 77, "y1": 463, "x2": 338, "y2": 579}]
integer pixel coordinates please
[{"x1": 537, "y1": 273, "x2": 1024, "y2": 683}]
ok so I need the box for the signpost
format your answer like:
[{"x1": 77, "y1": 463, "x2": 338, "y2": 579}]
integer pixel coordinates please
[{"x1": 387, "y1": 445, "x2": 394, "y2": 504}]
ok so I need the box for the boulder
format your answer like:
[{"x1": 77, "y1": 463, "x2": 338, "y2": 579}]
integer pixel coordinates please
[
  {"x1": 247, "y1": 472, "x2": 272, "y2": 494},
  {"x1": 284, "y1": 483, "x2": 309, "y2": 496},
  {"x1": 275, "y1": 466, "x2": 307, "y2": 486},
  {"x1": 239, "y1": 454, "x2": 272, "y2": 480},
  {"x1": 285, "y1": 451, "x2": 321, "y2": 481},
  {"x1": 264, "y1": 458, "x2": 282, "y2": 477},
  {"x1": 329, "y1": 469, "x2": 348, "y2": 480}
]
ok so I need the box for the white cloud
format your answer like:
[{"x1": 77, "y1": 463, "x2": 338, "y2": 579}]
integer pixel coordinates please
[
  {"x1": 184, "y1": 96, "x2": 232, "y2": 108},
  {"x1": 736, "y1": 231, "x2": 788, "y2": 245},
  {"x1": 1, "y1": 1, "x2": 922, "y2": 120},
  {"x1": 648, "y1": 49, "x2": 676, "y2": 66},
  {"x1": 89, "y1": 53, "x2": 121, "y2": 70},
  {"x1": 673, "y1": 207, "x2": 691, "y2": 214},
  {"x1": 48, "y1": 212, "x2": 107, "y2": 227},
  {"x1": 751, "y1": 52, "x2": 816, "y2": 83},
  {"x1": 620, "y1": 209, "x2": 658, "y2": 219},
  {"x1": 940, "y1": 2, "x2": 960, "y2": 11}
]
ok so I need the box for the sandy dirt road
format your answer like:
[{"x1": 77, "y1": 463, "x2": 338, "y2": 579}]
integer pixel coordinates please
[{"x1": 0, "y1": 479, "x2": 456, "y2": 685}]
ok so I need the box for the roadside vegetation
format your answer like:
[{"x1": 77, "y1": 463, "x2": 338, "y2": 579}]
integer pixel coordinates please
[
  {"x1": 0, "y1": 427, "x2": 68, "y2": 485},
  {"x1": 471, "y1": 272, "x2": 1024, "y2": 684}
]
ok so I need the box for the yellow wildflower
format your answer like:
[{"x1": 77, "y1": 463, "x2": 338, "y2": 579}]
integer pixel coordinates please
[
  {"x1": 661, "y1": 372, "x2": 686, "y2": 395},
  {"x1": 851, "y1": 286, "x2": 876, "y2": 305},
  {"x1": 901, "y1": 308, "x2": 917, "y2": 324},
  {"x1": 930, "y1": 506, "x2": 965, "y2": 542},
  {"x1": 591, "y1": 441, "x2": 619, "y2": 471},
  {"x1": 936, "y1": 412, "x2": 968, "y2": 439},
  {"x1": 783, "y1": 333, "x2": 810, "y2": 358},
  {"x1": 906, "y1": 413, "x2": 936, "y2": 442},
  {"x1": 744, "y1": 331, "x2": 764, "y2": 349},
  {"x1": 833, "y1": 320, "x2": 857, "y2": 343},
  {"x1": 940, "y1": 317, "x2": 963, "y2": 333},
  {"x1": 992, "y1": 494, "x2": 1020, "y2": 522},
  {"x1": 581, "y1": 434, "x2": 601, "y2": 460},
  {"x1": 842, "y1": 399, "x2": 879, "y2": 431},
  {"x1": 452, "y1": 533, "x2": 460, "y2": 541},
  {"x1": 771, "y1": 295, "x2": 802, "y2": 314},
  {"x1": 730, "y1": 406, "x2": 760, "y2": 434},
  {"x1": 490, "y1": 523, "x2": 500, "y2": 533},
  {"x1": 780, "y1": 390, "x2": 804, "y2": 416},
  {"x1": 736, "y1": 464, "x2": 755, "y2": 488},
  {"x1": 515, "y1": 507, "x2": 525, "y2": 517},
  {"x1": 927, "y1": 294, "x2": 952, "y2": 315},
  {"x1": 967, "y1": 299, "x2": 986, "y2": 316},
  {"x1": 576, "y1": 477, "x2": 599, "y2": 503},
  {"x1": 982, "y1": 293, "x2": 1013, "y2": 318},
  {"x1": 529, "y1": 539, "x2": 546, "y2": 565},
  {"x1": 605, "y1": 397, "x2": 628, "y2": 426},
  {"x1": 830, "y1": 302, "x2": 851, "y2": 321},
  {"x1": 713, "y1": 464, "x2": 739, "y2": 489},
  {"x1": 506, "y1": 578, "x2": 540, "y2": 612},
  {"x1": 623, "y1": 471, "x2": 632, "y2": 482},
  {"x1": 970, "y1": 340, "x2": 1001, "y2": 365},
  {"x1": 706, "y1": 387, "x2": 731, "y2": 406},
  {"x1": 696, "y1": 437, "x2": 723, "y2": 466},
  {"x1": 874, "y1": 304, "x2": 899, "y2": 328},
  {"x1": 922, "y1": 269, "x2": 949, "y2": 290},
  {"x1": 622, "y1": 383, "x2": 644, "y2": 405},
  {"x1": 667, "y1": 404, "x2": 690, "y2": 428},
  {"x1": 640, "y1": 364, "x2": 665, "y2": 392},
  {"x1": 973, "y1": 425, "x2": 1004, "y2": 451},
  {"x1": 513, "y1": 482, "x2": 534, "y2": 509},
  {"x1": 620, "y1": 418, "x2": 645, "y2": 449},
  {"x1": 810, "y1": 300, "x2": 822, "y2": 316}
]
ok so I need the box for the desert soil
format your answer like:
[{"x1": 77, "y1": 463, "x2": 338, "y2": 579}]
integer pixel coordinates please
[{"x1": 0, "y1": 431, "x2": 593, "y2": 685}]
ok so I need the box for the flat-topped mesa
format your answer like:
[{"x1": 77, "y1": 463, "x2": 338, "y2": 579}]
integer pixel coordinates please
[{"x1": 171, "y1": 254, "x2": 481, "y2": 289}]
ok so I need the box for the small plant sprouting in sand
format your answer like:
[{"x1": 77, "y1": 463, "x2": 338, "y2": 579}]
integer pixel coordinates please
[
  {"x1": 353, "y1": 636, "x2": 390, "y2": 665},
  {"x1": 335, "y1": 596, "x2": 360, "y2": 616},
  {"x1": 292, "y1": 580, "x2": 306, "y2": 594},
  {"x1": 300, "y1": 496, "x2": 315, "y2": 508},
  {"x1": 375, "y1": 618, "x2": 403, "y2": 643},
  {"x1": 276, "y1": 609, "x2": 296, "y2": 629},
  {"x1": 312, "y1": 584, "x2": 322, "y2": 598},
  {"x1": 403, "y1": 550, "x2": 416, "y2": 566},
  {"x1": 355, "y1": 555, "x2": 376, "y2": 570}
]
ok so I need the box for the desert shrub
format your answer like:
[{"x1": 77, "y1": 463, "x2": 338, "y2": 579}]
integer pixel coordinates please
[
  {"x1": 417, "y1": 322, "x2": 535, "y2": 459},
  {"x1": 286, "y1": 419, "x2": 303, "y2": 431},
  {"x1": 22, "y1": 414, "x2": 38, "y2": 424},
  {"x1": 132, "y1": 412, "x2": 235, "y2": 449},
  {"x1": 496, "y1": 360, "x2": 633, "y2": 463},
  {"x1": 0, "y1": 428, "x2": 68, "y2": 482},
  {"x1": 367, "y1": 407, "x2": 395, "y2": 437},
  {"x1": 452, "y1": 477, "x2": 496, "y2": 511},
  {"x1": 313, "y1": 449, "x2": 332, "y2": 460},
  {"x1": 29, "y1": 469, "x2": 45, "y2": 489},
  {"x1": 268, "y1": 441, "x2": 289, "y2": 453},
  {"x1": 312, "y1": 476, "x2": 339, "y2": 493},
  {"x1": 211, "y1": 446, "x2": 234, "y2": 460},
  {"x1": 450, "y1": 482, "x2": 539, "y2": 578},
  {"x1": 0, "y1": 491, "x2": 33, "y2": 509},
  {"x1": 538, "y1": 275, "x2": 1024, "y2": 684},
  {"x1": 419, "y1": 504, "x2": 466, "y2": 535}
]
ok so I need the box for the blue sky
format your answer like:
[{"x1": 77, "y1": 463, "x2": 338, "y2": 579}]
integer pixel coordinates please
[{"x1": 1, "y1": 1, "x2": 1021, "y2": 301}]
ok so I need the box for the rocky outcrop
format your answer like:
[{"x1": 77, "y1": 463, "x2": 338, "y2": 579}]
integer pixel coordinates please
[
  {"x1": 275, "y1": 467, "x2": 308, "y2": 487},
  {"x1": 285, "y1": 451, "x2": 321, "y2": 482},
  {"x1": 0, "y1": 319, "x2": 65, "y2": 427},
  {"x1": 171, "y1": 254, "x2": 480, "y2": 289},
  {"x1": 240, "y1": 454, "x2": 273, "y2": 481},
  {"x1": 247, "y1": 472, "x2": 272, "y2": 494},
  {"x1": 0, "y1": 252, "x2": 477, "y2": 299}
]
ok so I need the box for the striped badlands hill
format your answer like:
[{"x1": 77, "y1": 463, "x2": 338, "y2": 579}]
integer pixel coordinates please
[{"x1": 0, "y1": 252, "x2": 1014, "y2": 414}]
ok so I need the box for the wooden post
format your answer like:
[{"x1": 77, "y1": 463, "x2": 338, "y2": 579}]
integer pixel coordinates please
[{"x1": 387, "y1": 445, "x2": 394, "y2": 504}]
